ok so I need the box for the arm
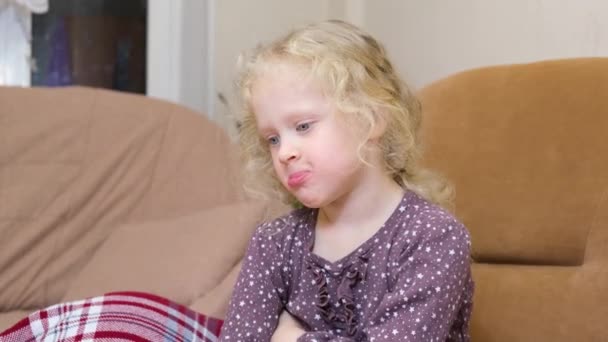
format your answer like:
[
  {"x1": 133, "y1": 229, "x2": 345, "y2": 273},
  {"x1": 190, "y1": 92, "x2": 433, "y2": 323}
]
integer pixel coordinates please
[
  {"x1": 271, "y1": 311, "x2": 306, "y2": 342},
  {"x1": 220, "y1": 225, "x2": 286, "y2": 341},
  {"x1": 297, "y1": 332, "x2": 359, "y2": 342},
  {"x1": 271, "y1": 311, "x2": 357, "y2": 342},
  {"x1": 222, "y1": 220, "x2": 356, "y2": 342},
  {"x1": 363, "y1": 215, "x2": 473, "y2": 341}
]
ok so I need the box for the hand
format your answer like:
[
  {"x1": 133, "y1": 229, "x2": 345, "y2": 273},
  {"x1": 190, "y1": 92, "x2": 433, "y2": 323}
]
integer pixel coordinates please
[{"x1": 271, "y1": 310, "x2": 306, "y2": 342}]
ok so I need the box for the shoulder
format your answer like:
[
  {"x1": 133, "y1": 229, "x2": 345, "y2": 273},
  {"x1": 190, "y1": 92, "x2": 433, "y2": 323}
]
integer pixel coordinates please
[
  {"x1": 243, "y1": 207, "x2": 315, "y2": 272},
  {"x1": 394, "y1": 191, "x2": 471, "y2": 253},
  {"x1": 251, "y1": 206, "x2": 316, "y2": 244}
]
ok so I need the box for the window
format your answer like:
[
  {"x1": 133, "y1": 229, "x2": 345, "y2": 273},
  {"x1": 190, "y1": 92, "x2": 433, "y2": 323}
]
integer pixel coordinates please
[{"x1": 0, "y1": 0, "x2": 147, "y2": 94}]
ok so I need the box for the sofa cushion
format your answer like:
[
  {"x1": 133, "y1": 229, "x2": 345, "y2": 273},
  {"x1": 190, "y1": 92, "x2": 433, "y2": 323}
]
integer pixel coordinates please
[
  {"x1": 418, "y1": 58, "x2": 608, "y2": 266},
  {"x1": 189, "y1": 260, "x2": 243, "y2": 319},
  {"x1": 62, "y1": 201, "x2": 265, "y2": 305},
  {"x1": 0, "y1": 86, "x2": 244, "y2": 312}
]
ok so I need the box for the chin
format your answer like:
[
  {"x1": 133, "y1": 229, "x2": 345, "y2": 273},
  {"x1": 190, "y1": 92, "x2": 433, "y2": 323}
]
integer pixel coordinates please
[
  {"x1": 298, "y1": 194, "x2": 339, "y2": 209},
  {"x1": 295, "y1": 198, "x2": 319, "y2": 209},
  {"x1": 293, "y1": 194, "x2": 324, "y2": 209}
]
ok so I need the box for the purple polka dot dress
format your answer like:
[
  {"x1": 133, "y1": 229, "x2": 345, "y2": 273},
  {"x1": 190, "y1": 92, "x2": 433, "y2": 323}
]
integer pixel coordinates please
[{"x1": 220, "y1": 191, "x2": 474, "y2": 341}]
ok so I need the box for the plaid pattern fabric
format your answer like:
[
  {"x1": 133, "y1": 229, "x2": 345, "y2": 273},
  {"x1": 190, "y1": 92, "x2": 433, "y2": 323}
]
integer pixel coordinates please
[{"x1": 0, "y1": 291, "x2": 223, "y2": 342}]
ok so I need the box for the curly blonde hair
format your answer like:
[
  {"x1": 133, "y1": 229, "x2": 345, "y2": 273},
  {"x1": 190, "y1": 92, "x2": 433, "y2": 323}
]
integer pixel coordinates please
[{"x1": 235, "y1": 20, "x2": 453, "y2": 209}]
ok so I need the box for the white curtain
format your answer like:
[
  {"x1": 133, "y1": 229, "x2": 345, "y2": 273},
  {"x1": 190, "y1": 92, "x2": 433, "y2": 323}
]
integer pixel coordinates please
[{"x1": 0, "y1": 0, "x2": 48, "y2": 86}]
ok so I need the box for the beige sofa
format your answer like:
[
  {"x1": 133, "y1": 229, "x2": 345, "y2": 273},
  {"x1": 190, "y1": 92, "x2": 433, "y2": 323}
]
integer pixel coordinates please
[
  {"x1": 0, "y1": 86, "x2": 286, "y2": 331},
  {"x1": 1, "y1": 57, "x2": 607, "y2": 341},
  {"x1": 419, "y1": 57, "x2": 608, "y2": 341}
]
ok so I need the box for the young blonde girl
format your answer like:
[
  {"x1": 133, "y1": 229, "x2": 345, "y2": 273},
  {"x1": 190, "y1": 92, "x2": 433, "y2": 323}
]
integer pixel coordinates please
[{"x1": 221, "y1": 20, "x2": 473, "y2": 342}]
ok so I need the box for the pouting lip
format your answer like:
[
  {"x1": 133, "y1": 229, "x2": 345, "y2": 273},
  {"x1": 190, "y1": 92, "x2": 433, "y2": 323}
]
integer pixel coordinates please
[{"x1": 287, "y1": 170, "x2": 310, "y2": 188}]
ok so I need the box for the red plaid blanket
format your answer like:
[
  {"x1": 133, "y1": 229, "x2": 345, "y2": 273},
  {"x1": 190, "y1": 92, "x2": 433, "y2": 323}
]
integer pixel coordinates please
[{"x1": 0, "y1": 291, "x2": 223, "y2": 342}]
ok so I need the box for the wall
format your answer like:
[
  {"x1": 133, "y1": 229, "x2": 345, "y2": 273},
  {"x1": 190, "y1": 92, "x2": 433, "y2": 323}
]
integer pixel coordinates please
[
  {"x1": 361, "y1": 0, "x2": 608, "y2": 89},
  {"x1": 212, "y1": 0, "x2": 348, "y2": 132},
  {"x1": 148, "y1": 0, "x2": 349, "y2": 132},
  {"x1": 151, "y1": 1, "x2": 608, "y2": 127},
  {"x1": 147, "y1": 0, "x2": 210, "y2": 115}
]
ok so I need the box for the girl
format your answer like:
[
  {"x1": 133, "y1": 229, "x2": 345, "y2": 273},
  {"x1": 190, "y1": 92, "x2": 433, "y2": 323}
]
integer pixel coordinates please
[{"x1": 221, "y1": 20, "x2": 473, "y2": 342}]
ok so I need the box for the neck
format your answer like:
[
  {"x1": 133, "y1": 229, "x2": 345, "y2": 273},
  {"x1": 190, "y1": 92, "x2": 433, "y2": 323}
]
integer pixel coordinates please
[{"x1": 317, "y1": 167, "x2": 405, "y2": 229}]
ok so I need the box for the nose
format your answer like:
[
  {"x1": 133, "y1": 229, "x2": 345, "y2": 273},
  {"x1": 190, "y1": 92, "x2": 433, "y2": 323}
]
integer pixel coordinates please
[{"x1": 277, "y1": 137, "x2": 300, "y2": 164}]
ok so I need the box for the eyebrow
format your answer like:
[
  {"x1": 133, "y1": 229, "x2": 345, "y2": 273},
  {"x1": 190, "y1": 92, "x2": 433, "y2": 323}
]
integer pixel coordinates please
[
  {"x1": 256, "y1": 112, "x2": 320, "y2": 136},
  {"x1": 257, "y1": 127, "x2": 275, "y2": 138},
  {"x1": 286, "y1": 111, "x2": 320, "y2": 124}
]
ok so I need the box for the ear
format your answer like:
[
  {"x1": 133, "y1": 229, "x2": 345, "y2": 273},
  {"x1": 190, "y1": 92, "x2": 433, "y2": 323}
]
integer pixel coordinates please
[{"x1": 369, "y1": 111, "x2": 387, "y2": 141}]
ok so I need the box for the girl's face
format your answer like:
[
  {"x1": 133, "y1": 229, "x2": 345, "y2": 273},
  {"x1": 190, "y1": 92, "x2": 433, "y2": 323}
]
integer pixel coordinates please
[{"x1": 251, "y1": 62, "x2": 369, "y2": 208}]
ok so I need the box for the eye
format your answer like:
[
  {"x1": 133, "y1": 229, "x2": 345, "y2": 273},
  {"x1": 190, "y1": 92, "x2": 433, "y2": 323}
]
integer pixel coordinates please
[
  {"x1": 267, "y1": 135, "x2": 280, "y2": 146},
  {"x1": 296, "y1": 122, "x2": 311, "y2": 132}
]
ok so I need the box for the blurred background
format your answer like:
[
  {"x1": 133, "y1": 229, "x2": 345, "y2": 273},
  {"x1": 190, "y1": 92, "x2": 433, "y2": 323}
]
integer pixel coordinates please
[{"x1": 1, "y1": 0, "x2": 607, "y2": 131}]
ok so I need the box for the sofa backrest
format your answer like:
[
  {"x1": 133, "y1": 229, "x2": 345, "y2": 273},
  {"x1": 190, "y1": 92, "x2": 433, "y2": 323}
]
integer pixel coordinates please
[
  {"x1": 0, "y1": 86, "x2": 244, "y2": 312},
  {"x1": 418, "y1": 58, "x2": 608, "y2": 341}
]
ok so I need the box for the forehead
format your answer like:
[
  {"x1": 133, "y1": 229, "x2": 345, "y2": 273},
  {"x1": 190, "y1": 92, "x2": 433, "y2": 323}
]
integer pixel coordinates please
[
  {"x1": 252, "y1": 61, "x2": 314, "y2": 95},
  {"x1": 250, "y1": 62, "x2": 333, "y2": 126}
]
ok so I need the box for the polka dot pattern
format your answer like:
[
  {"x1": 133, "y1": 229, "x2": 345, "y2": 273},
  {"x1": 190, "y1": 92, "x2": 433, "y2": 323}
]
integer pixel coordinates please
[{"x1": 221, "y1": 191, "x2": 473, "y2": 341}]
